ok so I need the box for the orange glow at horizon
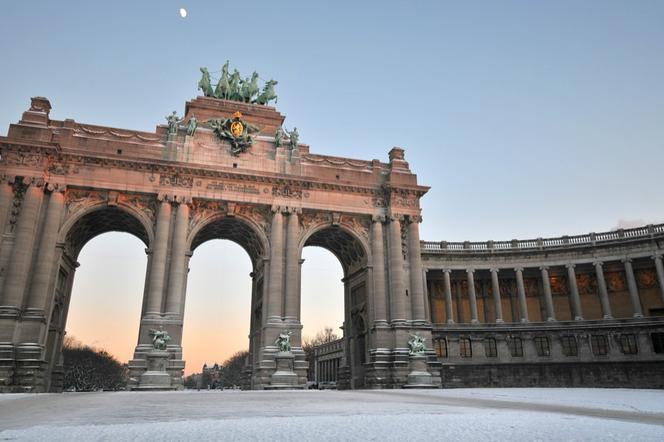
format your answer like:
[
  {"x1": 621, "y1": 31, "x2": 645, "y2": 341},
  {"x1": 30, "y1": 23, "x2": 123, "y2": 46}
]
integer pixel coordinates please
[{"x1": 66, "y1": 233, "x2": 344, "y2": 377}]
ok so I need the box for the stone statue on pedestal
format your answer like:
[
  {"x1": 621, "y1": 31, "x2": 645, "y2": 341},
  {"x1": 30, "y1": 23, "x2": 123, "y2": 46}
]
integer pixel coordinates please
[
  {"x1": 275, "y1": 331, "x2": 292, "y2": 352},
  {"x1": 408, "y1": 333, "x2": 426, "y2": 355},
  {"x1": 287, "y1": 127, "x2": 299, "y2": 150},
  {"x1": 149, "y1": 329, "x2": 171, "y2": 351},
  {"x1": 166, "y1": 111, "x2": 181, "y2": 136},
  {"x1": 274, "y1": 127, "x2": 284, "y2": 148},
  {"x1": 186, "y1": 115, "x2": 198, "y2": 136}
]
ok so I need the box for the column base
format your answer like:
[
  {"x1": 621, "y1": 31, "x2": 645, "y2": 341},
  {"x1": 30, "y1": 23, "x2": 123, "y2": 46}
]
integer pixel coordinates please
[
  {"x1": 132, "y1": 350, "x2": 177, "y2": 391},
  {"x1": 403, "y1": 354, "x2": 436, "y2": 389},
  {"x1": 264, "y1": 351, "x2": 303, "y2": 390}
]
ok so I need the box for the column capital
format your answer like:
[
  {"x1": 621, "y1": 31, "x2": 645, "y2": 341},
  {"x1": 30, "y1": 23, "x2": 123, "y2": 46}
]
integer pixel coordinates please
[
  {"x1": 621, "y1": 257, "x2": 633, "y2": 264},
  {"x1": 539, "y1": 266, "x2": 549, "y2": 272},
  {"x1": 442, "y1": 268, "x2": 452, "y2": 274},
  {"x1": 406, "y1": 214, "x2": 423, "y2": 224},
  {"x1": 489, "y1": 268, "x2": 500, "y2": 274},
  {"x1": 466, "y1": 268, "x2": 475, "y2": 275},
  {"x1": 371, "y1": 214, "x2": 386, "y2": 223},
  {"x1": 592, "y1": 260, "x2": 604, "y2": 268},
  {"x1": 565, "y1": 263, "x2": 576, "y2": 270},
  {"x1": 651, "y1": 253, "x2": 663, "y2": 261},
  {"x1": 514, "y1": 267, "x2": 524, "y2": 273},
  {"x1": 388, "y1": 214, "x2": 404, "y2": 223}
]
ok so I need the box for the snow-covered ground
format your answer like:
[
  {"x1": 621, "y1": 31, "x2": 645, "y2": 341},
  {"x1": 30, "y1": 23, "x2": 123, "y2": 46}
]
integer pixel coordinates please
[{"x1": 0, "y1": 388, "x2": 662, "y2": 441}]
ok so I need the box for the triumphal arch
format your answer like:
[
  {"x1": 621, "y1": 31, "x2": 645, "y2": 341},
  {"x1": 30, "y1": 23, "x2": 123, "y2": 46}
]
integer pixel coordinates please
[{"x1": 0, "y1": 67, "x2": 439, "y2": 391}]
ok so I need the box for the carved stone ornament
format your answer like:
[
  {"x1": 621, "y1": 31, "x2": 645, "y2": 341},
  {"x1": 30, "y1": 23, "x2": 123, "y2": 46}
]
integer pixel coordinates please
[
  {"x1": 207, "y1": 111, "x2": 260, "y2": 156},
  {"x1": 65, "y1": 189, "x2": 107, "y2": 216},
  {"x1": 189, "y1": 199, "x2": 228, "y2": 231},
  {"x1": 117, "y1": 193, "x2": 157, "y2": 224}
]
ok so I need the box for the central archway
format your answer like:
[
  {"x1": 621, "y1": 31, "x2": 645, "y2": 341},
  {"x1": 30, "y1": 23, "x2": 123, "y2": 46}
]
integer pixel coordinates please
[{"x1": 185, "y1": 210, "x2": 270, "y2": 388}]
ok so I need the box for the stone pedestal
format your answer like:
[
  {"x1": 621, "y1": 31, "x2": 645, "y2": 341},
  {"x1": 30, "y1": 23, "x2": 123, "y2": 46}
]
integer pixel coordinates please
[
  {"x1": 403, "y1": 354, "x2": 435, "y2": 389},
  {"x1": 132, "y1": 350, "x2": 176, "y2": 391},
  {"x1": 266, "y1": 352, "x2": 301, "y2": 390}
]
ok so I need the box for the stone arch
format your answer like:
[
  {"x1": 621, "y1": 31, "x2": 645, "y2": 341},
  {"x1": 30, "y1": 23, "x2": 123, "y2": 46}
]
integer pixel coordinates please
[
  {"x1": 45, "y1": 200, "x2": 153, "y2": 391},
  {"x1": 298, "y1": 217, "x2": 371, "y2": 389},
  {"x1": 187, "y1": 211, "x2": 269, "y2": 269},
  {"x1": 59, "y1": 201, "x2": 154, "y2": 259},
  {"x1": 299, "y1": 220, "x2": 370, "y2": 276}
]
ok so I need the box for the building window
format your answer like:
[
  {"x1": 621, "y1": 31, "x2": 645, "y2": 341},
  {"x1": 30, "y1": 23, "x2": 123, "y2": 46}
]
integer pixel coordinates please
[
  {"x1": 591, "y1": 335, "x2": 608, "y2": 356},
  {"x1": 508, "y1": 337, "x2": 523, "y2": 357},
  {"x1": 459, "y1": 337, "x2": 472, "y2": 358},
  {"x1": 435, "y1": 338, "x2": 448, "y2": 358},
  {"x1": 652, "y1": 333, "x2": 664, "y2": 354},
  {"x1": 484, "y1": 337, "x2": 497, "y2": 358},
  {"x1": 534, "y1": 336, "x2": 550, "y2": 357},
  {"x1": 560, "y1": 336, "x2": 578, "y2": 357},
  {"x1": 619, "y1": 334, "x2": 638, "y2": 355}
]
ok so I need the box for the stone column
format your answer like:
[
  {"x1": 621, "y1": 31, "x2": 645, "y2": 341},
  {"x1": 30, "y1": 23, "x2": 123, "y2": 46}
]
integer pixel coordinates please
[
  {"x1": 284, "y1": 210, "x2": 300, "y2": 322},
  {"x1": 652, "y1": 254, "x2": 664, "y2": 304},
  {"x1": 566, "y1": 264, "x2": 583, "y2": 320},
  {"x1": 622, "y1": 258, "x2": 643, "y2": 318},
  {"x1": 442, "y1": 269, "x2": 454, "y2": 324},
  {"x1": 25, "y1": 189, "x2": 65, "y2": 313},
  {"x1": 407, "y1": 216, "x2": 426, "y2": 322},
  {"x1": 0, "y1": 180, "x2": 12, "y2": 234},
  {"x1": 371, "y1": 216, "x2": 387, "y2": 324},
  {"x1": 539, "y1": 266, "x2": 556, "y2": 321},
  {"x1": 145, "y1": 200, "x2": 172, "y2": 317},
  {"x1": 388, "y1": 215, "x2": 406, "y2": 323},
  {"x1": 593, "y1": 261, "x2": 613, "y2": 319},
  {"x1": 267, "y1": 208, "x2": 284, "y2": 321},
  {"x1": 489, "y1": 268, "x2": 504, "y2": 323},
  {"x1": 164, "y1": 201, "x2": 189, "y2": 317},
  {"x1": 466, "y1": 269, "x2": 479, "y2": 324},
  {"x1": 515, "y1": 267, "x2": 528, "y2": 323},
  {"x1": 1, "y1": 183, "x2": 43, "y2": 309}
]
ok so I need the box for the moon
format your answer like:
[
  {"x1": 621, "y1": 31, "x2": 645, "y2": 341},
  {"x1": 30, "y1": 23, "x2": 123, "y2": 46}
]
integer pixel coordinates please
[{"x1": 179, "y1": 8, "x2": 187, "y2": 18}]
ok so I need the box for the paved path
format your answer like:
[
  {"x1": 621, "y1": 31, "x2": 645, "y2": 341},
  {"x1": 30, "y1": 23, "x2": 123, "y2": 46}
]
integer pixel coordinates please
[{"x1": 0, "y1": 389, "x2": 662, "y2": 441}]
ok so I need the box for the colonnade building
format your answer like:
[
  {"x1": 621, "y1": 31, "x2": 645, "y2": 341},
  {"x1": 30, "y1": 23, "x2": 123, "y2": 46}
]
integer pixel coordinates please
[{"x1": 422, "y1": 226, "x2": 664, "y2": 387}]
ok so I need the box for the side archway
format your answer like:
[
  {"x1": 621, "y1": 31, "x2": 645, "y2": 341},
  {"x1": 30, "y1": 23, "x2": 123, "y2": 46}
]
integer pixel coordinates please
[
  {"x1": 45, "y1": 201, "x2": 154, "y2": 391},
  {"x1": 298, "y1": 218, "x2": 371, "y2": 389}
]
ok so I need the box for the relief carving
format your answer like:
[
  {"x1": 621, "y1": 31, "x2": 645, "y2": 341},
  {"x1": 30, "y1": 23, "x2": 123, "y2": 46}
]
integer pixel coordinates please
[
  {"x1": 159, "y1": 174, "x2": 193, "y2": 188},
  {"x1": 117, "y1": 193, "x2": 157, "y2": 223},
  {"x1": 235, "y1": 204, "x2": 270, "y2": 236},
  {"x1": 65, "y1": 189, "x2": 107, "y2": 216},
  {"x1": 1, "y1": 150, "x2": 43, "y2": 168},
  {"x1": 189, "y1": 199, "x2": 228, "y2": 231},
  {"x1": 299, "y1": 211, "x2": 331, "y2": 232},
  {"x1": 272, "y1": 185, "x2": 307, "y2": 199},
  {"x1": 339, "y1": 214, "x2": 370, "y2": 244},
  {"x1": 7, "y1": 180, "x2": 27, "y2": 233}
]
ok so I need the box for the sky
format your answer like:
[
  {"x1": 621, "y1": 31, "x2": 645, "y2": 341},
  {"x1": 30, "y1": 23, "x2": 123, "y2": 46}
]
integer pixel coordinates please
[{"x1": 2, "y1": 1, "x2": 663, "y2": 373}]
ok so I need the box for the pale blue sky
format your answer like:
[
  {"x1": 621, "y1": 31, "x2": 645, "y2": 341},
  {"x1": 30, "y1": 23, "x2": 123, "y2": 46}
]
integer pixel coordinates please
[{"x1": 2, "y1": 1, "x2": 663, "y2": 367}]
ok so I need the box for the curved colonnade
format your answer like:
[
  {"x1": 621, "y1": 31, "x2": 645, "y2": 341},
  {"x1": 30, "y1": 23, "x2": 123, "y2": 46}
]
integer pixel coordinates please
[{"x1": 422, "y1": 224, "x2": 664, "y2": 387}]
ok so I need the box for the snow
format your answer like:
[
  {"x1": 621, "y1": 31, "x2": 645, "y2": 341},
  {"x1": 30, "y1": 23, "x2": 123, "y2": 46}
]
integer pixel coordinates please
[{"x1": 0, "y1": 388, "x2": 662, "y2": 441}]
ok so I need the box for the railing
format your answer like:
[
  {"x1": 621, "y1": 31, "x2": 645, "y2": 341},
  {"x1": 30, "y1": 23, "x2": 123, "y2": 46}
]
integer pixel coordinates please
[{"x1": 421, "y1": 223, "x2": 660, "y2": 254}]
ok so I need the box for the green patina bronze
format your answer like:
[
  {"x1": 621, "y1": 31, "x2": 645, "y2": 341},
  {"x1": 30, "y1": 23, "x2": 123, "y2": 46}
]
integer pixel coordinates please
[{"x1": 198, "y1": 63, "x2": 277, "y2": 105}]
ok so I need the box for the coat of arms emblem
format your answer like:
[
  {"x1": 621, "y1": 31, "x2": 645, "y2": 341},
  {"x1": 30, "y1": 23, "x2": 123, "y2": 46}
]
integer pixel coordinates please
[{"x1": 208, "y1": 111, "x2": 260, "y2": 156}]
